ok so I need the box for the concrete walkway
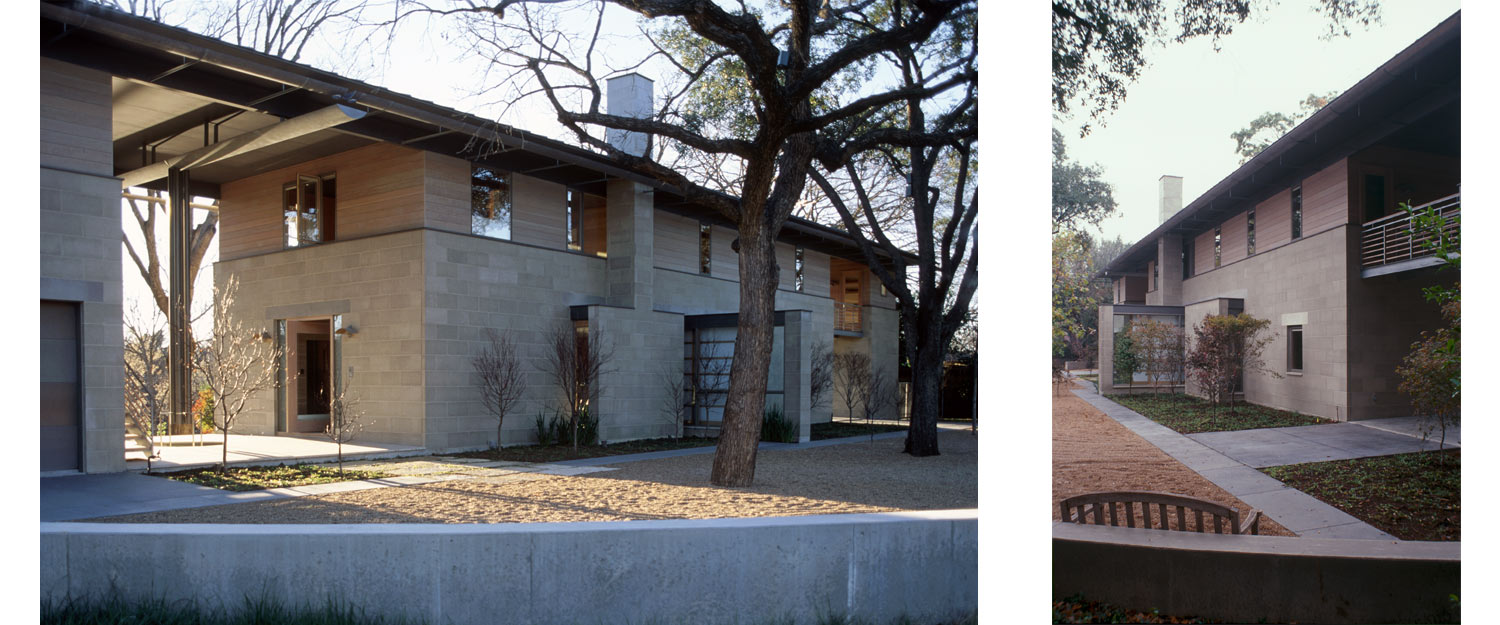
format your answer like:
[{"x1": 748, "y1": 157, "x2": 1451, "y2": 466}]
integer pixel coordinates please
[
  {"x1": 124, "y1": 434, "x2": 428, "y2": 473},
  {"x1": 1070, "y1": 385, "x2": 1395, "y2": 540},
  {"x1": 1188, "y1": 419, "x2": 1457, "y2": 469}
]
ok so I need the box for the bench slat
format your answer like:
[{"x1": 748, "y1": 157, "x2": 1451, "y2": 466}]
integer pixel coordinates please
[
  {"x1": 1142, "y1": 501, "x2": 1153, "y2": 529},
  {"x1": 1124, "y1": 501, "x2": 1136, "y2": 528},
  {"x1": 1060, "y1": 491, "x2": 1262, "y2": 536},
  {"x1": 1194, "y1": 509, "x2": 1204, "y2": 533}
]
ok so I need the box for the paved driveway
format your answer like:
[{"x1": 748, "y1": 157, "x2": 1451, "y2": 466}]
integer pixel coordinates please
[{"x1": 1186, "y1": 418, "x2": 1459, "y2": 469}]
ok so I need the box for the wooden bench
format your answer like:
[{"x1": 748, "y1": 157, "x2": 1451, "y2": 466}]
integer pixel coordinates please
[{"x1": 1060, "y1": 491, "x2": 1261, "y2": 535}]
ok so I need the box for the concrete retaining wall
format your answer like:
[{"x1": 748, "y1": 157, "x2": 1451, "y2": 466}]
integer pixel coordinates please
[
  {"x1": 42, "y1": 510, "x2": 977, "y2": 625},
  {"x1": 1053, "y1": 523, "x2": 1460, "y2": 624}
]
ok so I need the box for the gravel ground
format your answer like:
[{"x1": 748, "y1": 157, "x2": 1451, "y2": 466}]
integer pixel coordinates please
[
  {"x1": 87, "y1": 431, "x2": 977, "y2": 524},
  {"x1": 1053, "y1": 381, "x2": 1294, "y2": 536}
]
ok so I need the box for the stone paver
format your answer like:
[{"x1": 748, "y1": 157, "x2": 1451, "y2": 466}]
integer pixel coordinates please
[
  {"x1": 1071, "y1": 385, "x2": 1396, "y2": 540},
  {"x1": 1188, "y1": 422, "x2": 1454, "y2": 469}
]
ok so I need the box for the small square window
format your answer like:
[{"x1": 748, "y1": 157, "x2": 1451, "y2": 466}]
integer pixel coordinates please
[{"x1": 1288, "y1": 325, "x2": 1304, "y2": 372}]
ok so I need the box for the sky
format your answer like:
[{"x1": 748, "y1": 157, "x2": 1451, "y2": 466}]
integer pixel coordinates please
[{"x1": 1053, "y1": 1, "x2": 1461, "y2": 246}]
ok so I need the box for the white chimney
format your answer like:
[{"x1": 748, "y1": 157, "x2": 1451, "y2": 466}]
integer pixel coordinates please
[
  {"x1": 1159, "y1": 175, "x2": 1183, "y2": 224},
  {"x1": 606, "y1": 73, "x2": 654, "y2": 157}
]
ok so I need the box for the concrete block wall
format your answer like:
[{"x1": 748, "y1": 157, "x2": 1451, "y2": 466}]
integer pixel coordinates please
[
  {"x1": 42, "y1": 511, "x2": 977, "y2": 625},
  {"x1": 41, "y1": 58, "x2": 124, "y2": 474},
  {"x1": 588, "y1": 305, "x2": 685, "y2": 442},
  {"x1": 216, "y1": 231, "x2": 430, "y2": 445},
  {"x1": 1181, "y1": 226, "x2": 1350, "y2": 420},
  {"x1": 1344, "y1": 229, "x2": 1449, "y2": 420},
  {"x1": 422, "y1": 230, "x2": 609, "y2": 449}
]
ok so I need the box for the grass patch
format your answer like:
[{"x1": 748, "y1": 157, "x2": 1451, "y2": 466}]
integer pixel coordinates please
[
  {"x1": 154, "y1": 464, "x2": 390, "y2": 492},
  {"x1": 1113, "y1": 393, "x2": 1329, "y2": 434},
  {"x1": 812, "y1": 421, "x2": 908, "y2": 440},
  {"x1": 1054, "y1": 594, "x2": 1218, "y2": 623},
  {"x1": 43, "y1": 595, "x2": 422, "y2": 624},
  {"x1": 1076, "y1": 374, "x2": 1098, "y2": 383},
  {"x1": 1263, "y1": 449, "x2": 1460, "y2": 541},
  {"x1": 448, "y1": 436, "x2": 717, "y2": 463}
]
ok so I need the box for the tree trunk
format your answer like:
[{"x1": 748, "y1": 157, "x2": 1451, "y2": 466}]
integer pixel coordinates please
[
  {"x1": 221, "y1": 429, "x2": 229, "y2": 472},
  {"x1": 710, "y1": 234, "x2": 780, "y2": 487},
  {"x1": 905, "y1": 330, "x2": 945, "y2": 457}
]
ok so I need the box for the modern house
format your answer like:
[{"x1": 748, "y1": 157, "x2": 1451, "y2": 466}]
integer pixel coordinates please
[
  {"x1": 39, "y1": 0, "x2": 903, "y2": 473},
  {"x1": 1096, "y1": 12, "x2": 1459, "y2": 421}
]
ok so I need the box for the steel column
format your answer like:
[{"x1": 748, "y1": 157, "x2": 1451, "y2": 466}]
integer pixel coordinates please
[{"x1": 167, "y1": 167, "x2": 193, "y2": 434}]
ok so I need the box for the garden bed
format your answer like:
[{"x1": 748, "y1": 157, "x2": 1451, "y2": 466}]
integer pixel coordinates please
[
  {"x1": 811, "y1": 421, "x2": 908, "y2": 440},
  {"x1": 1262, "y1": 449, "x2": 1460, "y2": 541},
  {"x1": 447, "y1": 436, "x2": 717, "y2": 463},
  {"x1": 1053, "y1": 594, "x2": 1220, "y2": 624},
  {"x1": 154, "y1": 464, "x2": 391, "y2": 492},
  {"x1": 1113, "y1": 393, "x2": 1329, "y2": 434}
]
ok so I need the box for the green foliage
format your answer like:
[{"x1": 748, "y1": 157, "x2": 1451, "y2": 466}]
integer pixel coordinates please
[
  {"x1": 1112, "y1": 329, "x2": 1139, "y2": 385},
  {"x1": 1396, "y1": 200, "x2": 1459, "y2": 447},
  {"x1": 760, "y1": 405, "x2": 799, "y2": 443},
  {"x1": 193, "y1": 385, "x2": 216, "y2": 434},
  {"x1": 1184, "y1": 313, "x2": 1280, "y2": 410},
  {"x1": 1053, "y1": 231, "x2": 1101, "y2": 358},
  {"x1": 1051, "y1": 129, "x2": 1117, "y2": 232},
  {"x1": 1115, "y1": 393, "x2": 1328, "y2": 434},
  {"x1": 43, "y1": 594, "x2": 422, "y2": 625},
  {"x1": 535, "y1": 408, "x2": 600, "y2": 448},
  {"x1": 1230, "y1": 92, "x2": 1338, "y2": 163},
  {"x1": 1127, "y1": 319, "x2": 1184, "y2": 392},
  {"x1": 157, "y1": 463, "x2": 389, "y2": 492},
  {"x1": 1263, "y1": 450, "x2": 1459, "y2": 541},
  {"x1": 534, "y1": 411, "x2": 555, "y2": 447}
]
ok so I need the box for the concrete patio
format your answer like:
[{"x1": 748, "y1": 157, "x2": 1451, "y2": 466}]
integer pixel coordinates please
[
  {"x1": 1188, "y1": 419, "x2": 1459, "y2": 469},
  {"x1": 123, "y1": 433, "x2": 427, "y2": 472}
]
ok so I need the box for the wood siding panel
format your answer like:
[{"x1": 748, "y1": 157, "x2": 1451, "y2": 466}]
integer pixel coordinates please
[
  {"x1": 219, "y1": 143, "x2": 427, "y2": 260},
  {"x1": 41, "y1": 59, "x2": 112, "y2": 176},
  {"x1": 583, "y1": 193, "x2": 608, "y2": 257},
  {"x1": 1257, "y1": 188, "x2": 1292, "y2": 250},
  {"x1": 802, "y1": 250, "x2": 831, "y2": 298},
  {"x1": 653, "y1": 211, "x2": 700, "y2": 274},
  {"x1": 1349, "y1": 146, "x2": 1461, "y2": 216},
  {"x1": 1147, "y1": 260, "x2": 1157, "y2": 292},
  {"x1": 1195, "y1": 229, "x2": 1217, "y2": 273},
  {"x1": 776, "y1": 242, "x2": 796, "y2": 291},
  {"x1": 424, "y1": 153, "x2": 471, "y2": 234},
  {"x1": 1302, "y1": 158, "x2": 1348, "y2": 236},
  {"x1": 511, "y1": 174, "x2": 565, "y2": 248},
  {"x1": 1220, "y1": 212, "x2": 1247, "y2": 265}
]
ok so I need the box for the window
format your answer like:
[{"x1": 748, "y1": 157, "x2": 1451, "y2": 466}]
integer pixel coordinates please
[
  {"x1": 471, "y1": 165, "x2": 511, "y2": 240},
  {"x1": 1150, "y1": 262, "x2": 1157, "y2": 291},
  {"x1": 1213, "y1": 227, "x2": 1221, "y2": 267},
  {"x1": 1291, "y1": 186, "x2": 1303, "y2": 239},
  {"x1": 283, "y1": 173, "x2": 335, "y2": 249},
  {"x1": 1363, "y1": 173, "x2": 1387, "y2": 222},
  {"x1": 699, "y1": 223, "x2": 712, "y2": 275},
  {"x1": 1182, "y1": 239, "x2": 1193, "y2": 279},
  {"x1": 794, "y1": 246, "x2": 805, "y2": 292},
  {"x1": 1287, "y1": 325, "x2": 1304, "y2": 372},
  {"x1": 566, "y1": 189, "x2": 584, "y2": 251},
  {"x1": 1246, "y1": 208, "x2": 1256, "y2": 255}
]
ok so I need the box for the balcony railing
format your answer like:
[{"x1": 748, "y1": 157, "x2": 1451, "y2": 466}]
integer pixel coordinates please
[
  {"x1": 834, "y1": 302, "x2": 862, "y2": 333},
  {"x1": 1360, "y1": 193, "x2": 1459, "y2": 268}
]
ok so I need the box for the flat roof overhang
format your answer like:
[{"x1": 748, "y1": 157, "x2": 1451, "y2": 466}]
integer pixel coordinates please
[
  {"x1": 42, "y1": 0, "x2": 913, "y2": 265},
  {"x1": 1098, "y1": 11, "x2": 1460, "y2": 278}
]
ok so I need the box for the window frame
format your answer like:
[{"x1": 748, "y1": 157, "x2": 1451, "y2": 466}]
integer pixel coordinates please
[
  {"x1": 566, "y1": 188, "x2": 584, "y2": 251},
  {"x1": 794, "y1": 246, "x2": 805, "y2": 292},
  {"x1": 282, "y1": 172, "x2": 335, "y2": 250},
  {"x1": 1213, "y1": 227, "x2": 1222, "y2": 267},
  {"x1": 1291, "y1": 186, "x2": 1303, "y2": 240},
  {"x1": 698, "y1": 222, "x2": 712, "y2": 275},
  {"x1": 470, "y1": 164, "x2": 513, "y2": 241},
  {"x1": 1287, "y1": 325, "x2": 1304, "y2": 373},
  {"x1": 1246, "y1": 208, "x2": 1256, "y2": 255}
]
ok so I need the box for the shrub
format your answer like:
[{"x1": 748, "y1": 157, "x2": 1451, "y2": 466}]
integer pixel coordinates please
[
  {"x1": 193, "y1": 386, "x2": 216, "y2": 434},
  {"x1": 760, "y1": 405, "x2": 798, "y2": 443},
  {"x1": 1397, "y1": 297, "x2": 1460, "y2": 448},
  {"x1": 534, "y1": 411, "x2": 555, "y2": 446},
  {"x1": 1184, "y1": 313, "x2": 1279, "y2": 412},
  {"x1": 1112, "y1": 328, "x2": 1139, "y2": 384}
]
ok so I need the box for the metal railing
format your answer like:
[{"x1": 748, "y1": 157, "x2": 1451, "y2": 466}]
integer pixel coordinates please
[
  {"x1": 834, "y1": 302, "x2": 862, "y2": 332},
  {"x1": 1360, "y1": 193, "x2": 1459, "y2": 268}
]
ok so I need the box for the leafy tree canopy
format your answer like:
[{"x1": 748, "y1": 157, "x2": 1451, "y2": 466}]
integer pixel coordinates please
[
  {"x1": 1229, "y1": 92, "x2": 1338, "y2": 163},
  {"x1": 1052, "y1": 128, "x2": 1116, "y2": 233},
  {"x1": 1053, "y1": 0, "x2": 1379, "y2": 135}
]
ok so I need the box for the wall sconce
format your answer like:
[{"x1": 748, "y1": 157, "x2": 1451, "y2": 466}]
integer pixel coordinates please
[{"x1": 335, "y1": 325, "x2": 357, "y2": 337}]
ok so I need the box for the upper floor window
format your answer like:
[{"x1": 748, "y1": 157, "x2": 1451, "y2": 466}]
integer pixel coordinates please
[
  {"x1": 1182, "y1": 238, "x2": 1193, "y2": 279},
  {"x1": 567, "y1": 189, "x2": 584, "y2": 251},
  {"x1": 283, "y1": 173, "x2": 335, "y2": 249},
  {"x1": 1150, "y1": 261, "x2": 1158, "y2": 290},
  {"x1": 1213, "y1": 227, "x2": 1222, "y2": 267},
  {"x1": 699, "y1": 223, "x2": 712, "y2": 275},
  {"x1": 794, "y1": 246, "x2": 805, "y2": 292},
  {"x1": 471, "y1": 165, "x2": 511, "y2": 240},
  {"x1": 1291, "y1": 186, "x2": 1303, "y2": 239},
  {"x1": 1246, "y1": 208, "x2": 1256, "y2": 255}
]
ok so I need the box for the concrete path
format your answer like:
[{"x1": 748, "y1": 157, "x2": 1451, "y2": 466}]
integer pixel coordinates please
[
  {"x1": 1187, "y1": 419, "x2": 1457, "y2": 469},
  {"x1": 1070, "y1": 385, "x2": 1395, "y2": 540},
  {"x1": 123, "y1": 434, "x2": 428, "y2": 473}
]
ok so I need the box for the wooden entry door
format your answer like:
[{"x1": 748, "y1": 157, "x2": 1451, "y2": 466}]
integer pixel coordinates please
[{"x1": 40, "y1": 300, "x2": 79, "y2": 471}]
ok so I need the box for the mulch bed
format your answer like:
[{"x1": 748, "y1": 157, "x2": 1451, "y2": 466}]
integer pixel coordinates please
[
  {"x1": 1054, "y1": 595, "x2": 1221, "y2": 624},
  {"x1": 1262, "y1": 449, "x2": 1460, "y2": 541},
  {"x1": 446, "y1": 437, "x2": 717, "y2": 463},
  {"x1": 154, "y1": 464, "x2": 391, "y2": 492},
  {"x1": 811, "y1": 421, "x2": 909, "y2": 440},
  {"x1": 1113, "y1": 393, "x2": 1330, "y2": 434}
]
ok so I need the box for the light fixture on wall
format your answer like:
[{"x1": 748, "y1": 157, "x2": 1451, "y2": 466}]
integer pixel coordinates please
[{"x1": 335, "y1": 325, "x2": 357, "y2": 337}]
